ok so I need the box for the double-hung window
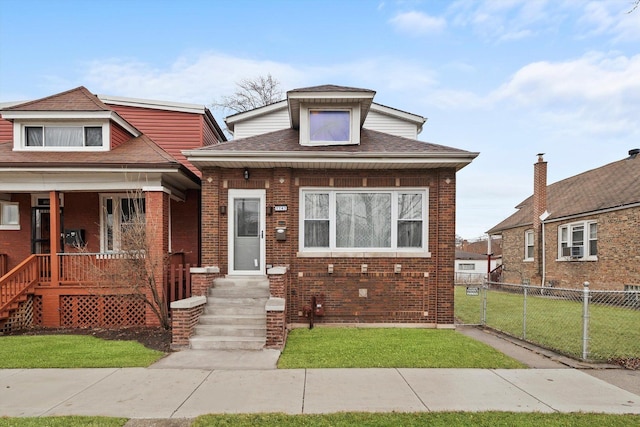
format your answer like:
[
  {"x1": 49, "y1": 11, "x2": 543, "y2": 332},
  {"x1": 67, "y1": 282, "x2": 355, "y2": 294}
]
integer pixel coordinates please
[
  {"x1": 0, "y1": 201, "x2": 19, "y2": 230},
  {"x1": 301, "y1": 189, "x2": 428, "y2": 253},
  {"x1": 100, "y1": 195, "x2": 146, "y2": 252},
  {"x1": 558, "y1": 221, "x2": 597, "y2": 260},
  {"x1": 524, "y1": 230, "x2": 534, "y2": 261}
]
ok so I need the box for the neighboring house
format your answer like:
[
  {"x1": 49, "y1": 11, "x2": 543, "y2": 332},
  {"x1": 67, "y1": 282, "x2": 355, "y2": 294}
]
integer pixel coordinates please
[
  {"x1": 487, "y1": 151, "x2": 640, "y2": 290},
  {"x1": 0, "y1": 86, "x2": 226, "y2": 331},
  {"x1": 454, "y1": 250, "x2": 500, "y2": 285},
  {"x1": 184, "y1": 84, "x2": 478, "y2": 337}
]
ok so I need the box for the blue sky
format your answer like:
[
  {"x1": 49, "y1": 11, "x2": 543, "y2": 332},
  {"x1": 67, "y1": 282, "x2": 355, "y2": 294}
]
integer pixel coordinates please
[{"x1": 2, "y1": 0, "x2": 639, "y2": 240}]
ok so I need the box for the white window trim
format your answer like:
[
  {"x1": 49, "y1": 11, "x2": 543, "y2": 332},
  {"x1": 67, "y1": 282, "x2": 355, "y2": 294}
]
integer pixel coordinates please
[
  {"x1": 13, "y1": 121, "x2": 110, "y2": 152},
  {"x1": 0, "y1": 200, "x2": 20, "y2": 230},
  {"x1": 298, "y1": 187, "x2": 430, "y2": 258},
  {"x1": 557, "y1": 220, "x2": 598, "y2": 261},
  {"x1": 99, "y1": 193, "x2": 146, "y2": 253},
  {"x1": 299, "y1": 104, "x2": 361, "y2": 146},
  {"x1": 524, "y1": 229, "x2": 534, "y2": 262}
]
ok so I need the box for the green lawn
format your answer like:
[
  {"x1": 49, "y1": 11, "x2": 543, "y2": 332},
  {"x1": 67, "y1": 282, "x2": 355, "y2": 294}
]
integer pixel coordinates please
[
  {"x1": 193, "y1": 412, "x2": 640, "y2": 426},
  {"x1": 277, "y1": 327, "x2": 525, "y2": 369},
  {"x1": 3, "y1": 413, "x2": 639, "y2": 427},
  {"x1": 0, "y1": 335, "x2": 165, "y2": 368},
  {"x1": 455, "y1": 286, "x2": 640, "y2": 361}
]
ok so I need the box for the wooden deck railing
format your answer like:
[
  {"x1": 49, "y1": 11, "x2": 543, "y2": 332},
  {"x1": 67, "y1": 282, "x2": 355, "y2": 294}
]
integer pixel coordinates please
[{"x1": 0, "y1": 254, "x2": 39, "y2": 317}]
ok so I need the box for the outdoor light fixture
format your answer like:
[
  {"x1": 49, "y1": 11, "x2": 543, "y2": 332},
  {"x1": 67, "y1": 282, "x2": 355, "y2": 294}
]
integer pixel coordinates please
[
  {"x1": 220, "y1": 205, "x2": 227, "y2": 215},
  {"x1": 243, "y1": 168, "x2": 250, "y2": 180},
  {"x1": 267, "y1": 206, "x2": 273, "y2": 216}
]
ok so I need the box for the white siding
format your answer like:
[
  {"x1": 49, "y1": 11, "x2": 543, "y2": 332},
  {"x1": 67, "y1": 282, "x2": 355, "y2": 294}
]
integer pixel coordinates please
[
  {"x1": 363, "y1": 110, "x2": 418, "y2": 139},
  {"x1": 233, "y1": 108, "x2": 289, "y2": 139}
]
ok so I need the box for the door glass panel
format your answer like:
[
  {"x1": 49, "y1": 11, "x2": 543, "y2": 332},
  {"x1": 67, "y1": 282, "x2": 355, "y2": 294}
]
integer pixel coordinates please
[{"x1": 234, "y1": 198, "x2": 260, "y2": 271}]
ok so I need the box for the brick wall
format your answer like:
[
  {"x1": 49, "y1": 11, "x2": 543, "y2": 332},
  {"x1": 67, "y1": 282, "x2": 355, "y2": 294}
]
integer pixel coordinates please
[
  {"x1": 170, "y1": 189, "x2": 200, "y2": 266},
  {"x1": 500, "y1": 207, "x2": 640, "y2": 290},
  {"x1": 170, "y1": 297, "x2": 206, "y2": 349},
  {"x1": 200, "y1": 167, "x2": 458, "y2": 326}
]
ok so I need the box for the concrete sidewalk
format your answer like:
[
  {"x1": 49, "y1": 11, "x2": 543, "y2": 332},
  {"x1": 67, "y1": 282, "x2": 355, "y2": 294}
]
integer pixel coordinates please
[{"x1": 1, "y1": 367, "x2": 639, "y2": 419}]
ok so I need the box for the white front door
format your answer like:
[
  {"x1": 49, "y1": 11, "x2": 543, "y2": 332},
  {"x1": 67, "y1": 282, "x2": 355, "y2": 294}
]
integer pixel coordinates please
[{"x1": 228, "y1": 189, "x2": 266, "y2": 275}]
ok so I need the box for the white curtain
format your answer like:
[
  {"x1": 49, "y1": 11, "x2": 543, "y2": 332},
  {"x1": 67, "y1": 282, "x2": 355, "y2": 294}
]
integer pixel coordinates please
[
  {"x1": 304, "y1": 193, "x2": 329, "y2": 247},
  {"x1": 45, "y1": 127, "x2": 83, "y2": 146},
  {"x1": 26, "y1": 127, "x2": 44, "y2": 146},
  {"x1": 398, "y1": 194, "x2": 422, "y2": 248},
  {"x1": 336, "y1": 193, "x2": 391, "y2": 248}
]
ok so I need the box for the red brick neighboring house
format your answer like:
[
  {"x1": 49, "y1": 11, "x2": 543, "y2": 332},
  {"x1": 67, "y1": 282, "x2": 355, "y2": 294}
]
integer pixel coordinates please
[
  {"x1": 183, "y1": 85, "x2": 478, "y2": 339},
  {"x1": 488, "y1": 151, "x2": 640, "y2": 290},
  {"x1": 0, "y1": 87, "x2": 226, "y2": 331}
]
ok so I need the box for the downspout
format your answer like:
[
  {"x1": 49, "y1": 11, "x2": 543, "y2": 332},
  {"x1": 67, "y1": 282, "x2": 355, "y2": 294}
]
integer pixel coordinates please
[{"x1": 539, "y1": 211, "x2": 550, "y2": 287}]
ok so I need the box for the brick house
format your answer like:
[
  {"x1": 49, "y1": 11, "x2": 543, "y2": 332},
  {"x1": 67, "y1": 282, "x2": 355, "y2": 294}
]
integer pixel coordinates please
[
  {"x1": 487, "y1": 151, "x2": 640, "y2": 290},
  {"x1": 181, "y1": 85, "x2": 478, "y2": 347},
  {"x1": 0, "y1": 86, "x2": 226, "y2": 331}
]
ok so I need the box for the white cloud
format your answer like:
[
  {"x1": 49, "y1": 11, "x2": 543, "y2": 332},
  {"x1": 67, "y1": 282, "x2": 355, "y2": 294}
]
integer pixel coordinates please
[
  {"x1": 578, "y1": 0, "x2": 640, "y2": 42},
  {"x1": 490, "y1": 52, "x2": 640, "y2": 136},
  {"x1": 389, "y1": 11, "x2": 446, "y2": 36}
]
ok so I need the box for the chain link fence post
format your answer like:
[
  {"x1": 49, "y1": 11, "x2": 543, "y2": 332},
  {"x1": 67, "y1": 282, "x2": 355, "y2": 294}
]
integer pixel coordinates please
[
  {"x1": 482, "y1": 277, "x2": 487, "y2": 326},
  {"x1": 582, "y1": 281, "x2": 590, "y2": 361},
  {"x1": 522, "y1": 278, "x2": 529, "y2": 340}
]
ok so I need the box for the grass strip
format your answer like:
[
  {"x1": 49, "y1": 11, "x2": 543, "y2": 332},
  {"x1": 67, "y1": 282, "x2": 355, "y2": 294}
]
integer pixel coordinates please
[
  {"x1": 194, "y1": 412, "x2": 640, "y2": 426},
  {"x1": 278, "y1": 328, "x2": 525, "y2": 368},
  {"x1": 0, "y1": 335, "x2": 164, "y2": 368}
]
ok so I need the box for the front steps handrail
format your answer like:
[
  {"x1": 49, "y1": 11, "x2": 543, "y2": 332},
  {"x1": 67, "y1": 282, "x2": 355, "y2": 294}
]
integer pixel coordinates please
[{"x1": 0, "y1": 254, "x2": 39, "y2": 316}]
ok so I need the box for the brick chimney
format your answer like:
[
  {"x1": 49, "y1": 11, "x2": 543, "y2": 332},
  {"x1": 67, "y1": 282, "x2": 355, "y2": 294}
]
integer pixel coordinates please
[{"x1": 533, "y1": 153, "x2": 547, "y2": 231}]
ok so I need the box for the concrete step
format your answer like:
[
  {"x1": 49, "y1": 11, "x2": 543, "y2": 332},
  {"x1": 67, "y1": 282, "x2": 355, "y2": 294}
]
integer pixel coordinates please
[
  {"x1": 197, "y1": 313, "x2": 266, "y2": 326},
  {"x1": 213, "y1": 277, "x2": 270, "y2": 288},
  {"x1": 189, "y1": 335, "x2": 266, "y2": 350},
  {"x1": 204, "y1": 305, "x2": 266, "y2": 315},
  {"x1": 194, "y1": 324, "x2": 266, "y2": 337},
  {"x1": 208, "y1": 287, "x2": 269, "y2": 298},
  {"x1": 207, "y1": 297, "x2": 269, "y2": 305}
]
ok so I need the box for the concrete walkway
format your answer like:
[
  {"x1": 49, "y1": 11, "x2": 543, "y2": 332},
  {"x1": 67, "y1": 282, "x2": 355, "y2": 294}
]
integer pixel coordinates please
[
  {"x1": 1, "y1": 366, "x2": 639, "y2": 419},
  {"x1": 2, "y1": 326, "x2": 639, "y2": 421}
]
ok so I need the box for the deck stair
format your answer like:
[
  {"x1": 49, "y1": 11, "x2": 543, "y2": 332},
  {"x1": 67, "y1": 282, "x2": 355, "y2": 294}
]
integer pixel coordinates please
[
  {"x1": 189, "y1": 276, "x2": 269, "y2": 350},
  {"x1": 0, "y1": 255, "x2": 39, "y2": 324}
]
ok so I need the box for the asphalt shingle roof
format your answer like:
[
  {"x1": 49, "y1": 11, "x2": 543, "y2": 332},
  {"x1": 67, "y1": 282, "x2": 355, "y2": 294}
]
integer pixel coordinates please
[
  {"x1": 3, "y1": 86, "x2": 111, "y2": 112},
  {"x1": 196, "y1": 128, "x2": 469, "y2": 154},
  {"x1": 488, "y1": 153, "x2": 640, "y2": 233}
]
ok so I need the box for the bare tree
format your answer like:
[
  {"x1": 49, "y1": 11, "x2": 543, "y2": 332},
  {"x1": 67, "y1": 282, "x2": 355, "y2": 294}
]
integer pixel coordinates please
[
  {"x1": 80, "y1": 192, "x2": 171, "y2": 329},
  {"x1": 212, "y1": 74, "x2": 283, "y2": 114},
  {"x1": 630, "y1": 0, "x2": 640, "y2": 13}
]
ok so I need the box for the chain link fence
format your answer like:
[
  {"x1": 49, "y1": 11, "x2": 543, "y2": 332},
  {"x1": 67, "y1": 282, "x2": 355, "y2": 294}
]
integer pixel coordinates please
[{"x1": 455, "y1": 281, "x2": 640, "y2": 363}]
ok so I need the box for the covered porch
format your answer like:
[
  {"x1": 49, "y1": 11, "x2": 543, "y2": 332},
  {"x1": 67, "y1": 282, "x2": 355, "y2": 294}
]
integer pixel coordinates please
[{"x1": 0, "y1": 169, "x2": 200, "y2": 331}]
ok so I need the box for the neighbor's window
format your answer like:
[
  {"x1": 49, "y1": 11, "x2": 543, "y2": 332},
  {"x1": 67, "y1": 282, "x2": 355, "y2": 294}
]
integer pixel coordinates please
[
  {"x1": 558, "y1": 221, "x2": 597, "y2": 260},
  {"x1": 525, "y1": 230, "x2": 534, "y2": 260},
  {"x1": 309, "y1": 110, "x2": 350, "y2": 143},
  {"x1": 101, "y1": 195, "x2": 146, "y2": 252},
  {"x1": 301, "y1": 189, "x2": 427, "y2": 252},
  {"x1": 25, "y1": 125, "x2": 103, "y2": 147},
  {"x1": 459, "y1": 263, "x2": 475, "y2": 271},
  {"x1": 0, "y1": 201, "x2": 19, "y2": 230}
]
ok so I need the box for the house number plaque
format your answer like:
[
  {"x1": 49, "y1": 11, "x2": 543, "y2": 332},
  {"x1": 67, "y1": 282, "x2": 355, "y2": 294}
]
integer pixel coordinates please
[{"x1": 274, "y1": 205, "x2": 288, "y2": 212}]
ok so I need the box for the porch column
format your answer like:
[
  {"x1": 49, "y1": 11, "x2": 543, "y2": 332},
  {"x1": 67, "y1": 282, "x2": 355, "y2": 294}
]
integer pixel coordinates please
[
  {"x1": 144, "y1": 187, "x2": 170, "y2": 327},
  {"x1": 41, "y1": 191, "x2": 61, "y2": 327},
  {"x1": 49, "y1": 191, "x2": 61, "y2": 288}
]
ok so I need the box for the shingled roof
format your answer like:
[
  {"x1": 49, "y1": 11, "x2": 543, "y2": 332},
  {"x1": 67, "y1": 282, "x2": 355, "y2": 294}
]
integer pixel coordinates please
[
  {"x1": 185, "y1": 128, "x2": 478, "y2": 171},
  {"x1": 3, "y1": 86, "x2": 111, "y2": 112},
  {"x1": 488, "y1": 152, "x2": 640, "y2": 234}
]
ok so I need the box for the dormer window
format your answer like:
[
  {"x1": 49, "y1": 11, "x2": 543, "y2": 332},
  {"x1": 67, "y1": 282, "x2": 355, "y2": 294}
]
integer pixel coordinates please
[
  {"x1": 309, "y1": 110, "x2": 350, "y2": 143},
  {"x1": 25, "y1": 125, "x2": 103, "y2": 147},
  {"x1": 11, "y1": 121, "x2": 110, "y2": 151},
  {"x1": 300, "y1": 105, "x2": 360, "y2": 146}
]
